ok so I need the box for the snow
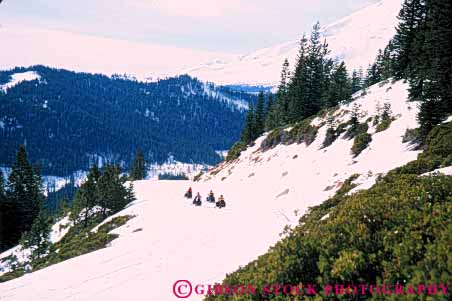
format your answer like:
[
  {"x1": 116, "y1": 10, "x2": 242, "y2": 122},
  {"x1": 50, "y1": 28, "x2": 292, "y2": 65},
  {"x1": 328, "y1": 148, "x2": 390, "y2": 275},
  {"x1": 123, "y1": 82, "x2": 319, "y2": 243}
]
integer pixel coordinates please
[
  {"x1": 42, "y1": 170, "x2": 87, "y2": 197},
  {"x1": 0, "y1": 71, "x2": 41, "y2": 93},
  {"x1": 147, "y1": 160, "x2": 209, "y2": 180},
  {"x1": 320, "y1": 212, "x2": 331, "y2": 221},
  {"x1": 201, "y1": 83, "x2": 248, "y2": 111},
  {"x1": 443, "y1": 116, "x2": 452, "y2": 123},
  {"x1": 49, "y1": 215, "x2": 73, "y2": 244},
  {"x1": 421, "y1": 166, "x2": 452, "y2": 177},
  {"x1": 185, "y1": 0, "x2": 403, "y2": 86},
  {"x1": 0, "y1": 80, "x2": 422, "y2": 301},
  {"x1": 0, "y1": 245, "x2": 32, "y2": 276}
]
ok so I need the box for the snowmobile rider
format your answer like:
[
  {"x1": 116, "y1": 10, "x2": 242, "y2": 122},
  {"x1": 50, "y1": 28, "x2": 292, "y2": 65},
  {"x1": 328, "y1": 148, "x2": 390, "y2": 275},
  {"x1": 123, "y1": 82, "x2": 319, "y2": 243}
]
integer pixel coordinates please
[
  {"x1": 193, "y1": 192, "x2": 202, "y2": 206},
  {"x1": 216, "y1": 195, "x2": 226, "y2": 208},
  {"x1": 185, "y1": 187, "x2": 193, "y2": 198},
  {"x1": 207, "y1": 190, "x2": 215, "y2": 202}
]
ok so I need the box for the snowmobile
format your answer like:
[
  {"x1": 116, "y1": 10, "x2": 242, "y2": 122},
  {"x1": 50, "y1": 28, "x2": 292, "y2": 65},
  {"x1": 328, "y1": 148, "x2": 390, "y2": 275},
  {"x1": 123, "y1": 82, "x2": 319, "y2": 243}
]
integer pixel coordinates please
[
  {"x1": 193, "y1": 194, "x2": 202, "y2": 206},
  {"x1": 184, "y1": 188, "x2": 193, "y2": 199},
  {"x1": 216, "y1": 195, "x2": 226, "y2": 209},
  {"x1": 206, "y1": 191, "x2": 215, "y2": 203}
]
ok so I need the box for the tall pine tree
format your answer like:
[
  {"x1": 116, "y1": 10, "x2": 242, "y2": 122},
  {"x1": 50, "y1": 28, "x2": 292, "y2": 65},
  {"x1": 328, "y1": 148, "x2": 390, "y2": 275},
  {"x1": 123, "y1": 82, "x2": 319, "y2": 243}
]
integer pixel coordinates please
[
  {"x1": 4, "y1": 146, "x2": 43, "y2": 247},
  {"x1": 254, "y1": 91, "x2": 266, "y2": 136},
  {"x1": 0, "y1": 170, "x2": 6, "y2": 251},
  {"x1": 129, "y1": 149, "x2": 147, "y2": 181},
  {"x1": 393, "y1": 0, "x2": 426, "y2": 79},
  {"x1": 327, "y1": 62, "x2": 352, "y2": 107},
  {"x1": 275, "y1": 59, "x2": 291, "y2": 126}
]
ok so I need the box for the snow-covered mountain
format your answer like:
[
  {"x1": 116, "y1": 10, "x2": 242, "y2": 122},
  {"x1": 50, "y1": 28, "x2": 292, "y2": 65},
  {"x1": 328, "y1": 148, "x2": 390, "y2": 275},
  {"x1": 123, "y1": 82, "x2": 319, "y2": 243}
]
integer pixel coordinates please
[
  {"x1": 1, "y1": 0, "x2": 402, "y2": 86},
  {"x1": 0, "y1": 66, "x2": 255, "y2": 176},
  {"x1": 0, "y1": 79, "x2": 424, "y2": 300},
  {"x1": 186, "y1": 0, "x2": 403, "y2": 86}
]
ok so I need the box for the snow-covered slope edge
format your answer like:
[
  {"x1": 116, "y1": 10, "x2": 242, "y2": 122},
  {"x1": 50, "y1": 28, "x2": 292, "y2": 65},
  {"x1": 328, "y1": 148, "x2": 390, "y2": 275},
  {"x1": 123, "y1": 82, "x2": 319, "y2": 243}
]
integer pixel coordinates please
[
  {"x1": 0, "y1": 80, "x2": 421, "y2": 301},
  {"x1": 0, "y1": 71, "x2": 41, "y2": 93}
]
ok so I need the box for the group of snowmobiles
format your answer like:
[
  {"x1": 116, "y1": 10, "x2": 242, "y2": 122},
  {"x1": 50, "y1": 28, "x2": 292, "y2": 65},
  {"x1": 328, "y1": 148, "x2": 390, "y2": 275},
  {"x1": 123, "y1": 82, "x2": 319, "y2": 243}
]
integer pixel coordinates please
[{"x1": 184, "y1": 187, "x2": 226, "y2": 209}]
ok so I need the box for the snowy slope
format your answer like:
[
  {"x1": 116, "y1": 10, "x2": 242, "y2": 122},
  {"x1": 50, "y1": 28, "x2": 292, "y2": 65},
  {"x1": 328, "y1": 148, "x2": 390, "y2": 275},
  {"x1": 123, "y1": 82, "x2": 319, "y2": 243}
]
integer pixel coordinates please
[
  {"x1": 185, "y1": 0, "x2": 403, "y2": 86},
  {"x1": 0, "y1": 79, "x2": 421, "y2": 301},
  {"x1": 0, "y1": 71, "x2": 41, "y2": 93}
]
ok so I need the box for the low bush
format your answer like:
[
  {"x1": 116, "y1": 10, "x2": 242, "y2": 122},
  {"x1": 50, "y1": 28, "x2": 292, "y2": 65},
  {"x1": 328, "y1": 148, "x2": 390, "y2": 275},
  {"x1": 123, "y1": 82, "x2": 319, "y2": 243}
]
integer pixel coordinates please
[
  {"x1": 226, "y1": 141, "x2": 248, "y2": 162},
  {"x1": 351, "y1": 132, "x2": 372, "y2": 157},
  {"x1": 402, "y1": 127, "x2": 421, "y2": 144},
  {"x1": 261, "y1": 118, "x2": 318, "y2": 152},
  {"x1": 375, "y1": 117, "x2": 393, "y2": 132},
  {"x1": 193, "y1": 171, "x2": 204, "y2": 182},
  {"x1": 205, "y1": 171, "x2": 452, "y2": 301}
]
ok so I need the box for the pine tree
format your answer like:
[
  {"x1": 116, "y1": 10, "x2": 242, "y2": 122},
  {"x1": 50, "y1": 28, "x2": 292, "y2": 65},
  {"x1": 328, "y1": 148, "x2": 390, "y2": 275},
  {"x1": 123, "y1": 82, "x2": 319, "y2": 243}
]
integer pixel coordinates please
[
  {"x1": 287, "y1": 35, "x2": 309, "y2": 123},
  {"x1": 305, "y1": 22, "x2": 328, "y2": 115},
  {"x1": 240, "y1": 104, "x2": 257, "y2": 144},
  {"x1": 417, "y1": 97, "x2": 445, "y2": 138},
  {"x1": 347, "y1": 103, "x2": 361, "y2": 138},
  {"x1": 351, "y1": 70, "x2": 363, "y2": 94},
  {"x1": 129, "y1": 149, "x2": 147, "y2": 180},
  {"x1": 380, "y1": 41, "x2": 396, "y2": 79},
  {"x1": 22, "y1": 209, "x2": 52, "y2": 261},
  {"x1": 397, "y1": 0, "x2": 452, "y2": 138},
  {"x1": 254, "y1": 91, "x2": 265, "y2": 136},
  {"x1": 97, "y1": 164, "x2": 132, "y2": 216},
  {"x1": 5, "y1": 146, "x2": 42, "y2": 246},
  {"x1": 72, "y1": 165, "x2": 100, "y2": 227},
  {"x1": 421, "y1": 0, "x2": 452, "y2": 114},
  {"x1": 32, "y1": 163, "x2": 44, "y2": 213},
  {"x1": 265, "y1": 94, "x2": 277, "y2": 131},
  {"x1": 327, "y1": 62, "x2": 352, "y2": 107},
  {"x1": 275, "y1": 59, "x2": 291, "y2": 125},
  {"x1": 393, "y1": 0, "x2": 426, "y2": 78},
  {"x1": 0, "y1": 170, "x2": 6, "y2": 251},
  {"x1": 364, "y1": 63, "x2": 381, "y2": 87}
]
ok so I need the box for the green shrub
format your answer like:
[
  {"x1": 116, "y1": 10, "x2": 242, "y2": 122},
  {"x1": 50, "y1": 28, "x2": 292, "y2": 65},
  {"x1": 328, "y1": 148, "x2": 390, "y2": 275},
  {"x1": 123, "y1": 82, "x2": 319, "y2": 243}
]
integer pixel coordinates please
[
  {"x1": 422, "y1": 122, "x2": 452, "y2": 158},
  {"x1": 322, "y1": 127, "x2": 337, "y2": 148},
  {"x1": 205, "y1": 173, "x2": 452, "y2": 301},
  {"x1": 193, "y1": 171, "x2": 204, "y2": 182},
  {"x1": 260, "y1": 118, "x2": 318, "y2": 152},
  {"x1": 3, "y1": 215, "x2": 135, "y2": 281},
  {"x1": 260, "y1": 128, "x2": 287, "y2": 151},
  {"x1": 375, "y1": 117, "x2": 392, "y2": 132},
  {"x1": 204, "y1": 122, "x2": 452, "y2": 301},
  {"x1": 322, "y1": 121, "x2": 349, "y2": 148},
  {"x1": 344, "y1": 122, "x2": 368, "y2": 139},
  {"x1": 288, "y1": 117, "x2": 318, "y2": 146},
  {"x1": 441, "y1": 155, "x2": 452, "y2": 168},
  {"x1": 226, "y1": 141, "x2": 248, "y2": 162},
  {"x1": 351, "y1": 132, "x2": 372, "y2": 157},
  {"x1": 0, "y1": 267, "x2": 26, "y2": 283},
  {"x1": 402, "y1": 127, "x2": 421, "y2": 144},
  {"x1": 390, "y1": 122, "x2": 452, "y2": 176}
]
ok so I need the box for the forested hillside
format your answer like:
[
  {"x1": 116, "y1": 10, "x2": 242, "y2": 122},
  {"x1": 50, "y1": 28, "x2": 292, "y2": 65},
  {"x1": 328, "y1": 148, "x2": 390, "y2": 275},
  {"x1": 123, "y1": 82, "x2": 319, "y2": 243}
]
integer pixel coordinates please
[{"x1": 0, "y1": 66, "x2": 255, "y2": 176}]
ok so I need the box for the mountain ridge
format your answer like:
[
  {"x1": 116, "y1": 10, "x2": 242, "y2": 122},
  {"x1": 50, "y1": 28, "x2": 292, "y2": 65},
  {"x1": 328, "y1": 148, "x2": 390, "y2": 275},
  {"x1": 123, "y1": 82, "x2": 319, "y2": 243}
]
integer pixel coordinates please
[
  {"x1": 185, "y1": 0, "x2": 403, "y2": 86},
  {"x1": 0, "y1": 65, "x2": 255, "y2": 176}
]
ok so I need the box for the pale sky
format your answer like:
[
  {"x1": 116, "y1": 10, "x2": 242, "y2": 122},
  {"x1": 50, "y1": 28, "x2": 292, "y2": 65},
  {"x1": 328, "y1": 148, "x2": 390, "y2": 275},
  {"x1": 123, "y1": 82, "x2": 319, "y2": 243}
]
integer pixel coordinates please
[{"x1": 0, "y1": 0, "x2": 375, "y2": 53}]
